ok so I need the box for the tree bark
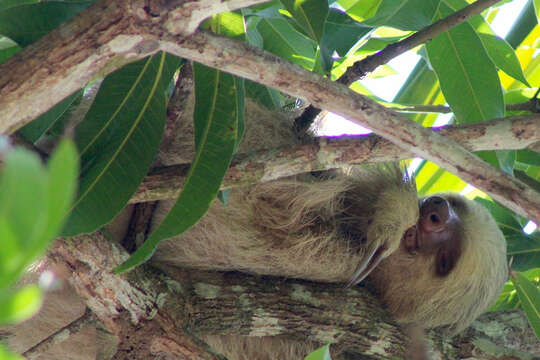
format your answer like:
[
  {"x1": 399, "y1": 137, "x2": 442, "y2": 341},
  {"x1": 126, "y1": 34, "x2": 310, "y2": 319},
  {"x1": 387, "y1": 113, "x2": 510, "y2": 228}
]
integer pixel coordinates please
[
  {"x1": 46, "y1": 233, "x2": 539, "y2": 360},
  {"x1": 131, "y1": 115, "x2": 540, "y2": 203}
]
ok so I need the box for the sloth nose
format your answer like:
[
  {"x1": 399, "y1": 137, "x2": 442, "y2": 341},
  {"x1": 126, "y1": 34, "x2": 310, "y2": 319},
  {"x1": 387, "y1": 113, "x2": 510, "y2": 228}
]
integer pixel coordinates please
[{"x1": 421, "y1": 196, "x2": 449, "y2": 232}]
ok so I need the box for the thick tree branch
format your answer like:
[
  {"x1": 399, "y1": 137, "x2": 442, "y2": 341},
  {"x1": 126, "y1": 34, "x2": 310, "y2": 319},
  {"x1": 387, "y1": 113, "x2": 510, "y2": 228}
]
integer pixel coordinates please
[
  {"x1": 0, "y1": 0, "x2": 268, "y2": 133},
  {"x1": 0, "y1": 0, "x2": 538, "y2": 220},
  {"x1": 131, "y1": 115, "x2": 540, "y2": 203},
  {"x1": 156, "y1": 31, "x2": 540, "y2": 223},
  {"x1": 46, "y1": 233, "x2": 539, "y2": 360}
]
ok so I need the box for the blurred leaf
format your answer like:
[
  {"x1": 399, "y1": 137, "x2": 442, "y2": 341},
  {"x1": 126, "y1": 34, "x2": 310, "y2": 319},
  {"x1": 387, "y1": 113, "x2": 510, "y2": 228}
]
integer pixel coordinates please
[
  {"x1": 511, "y1": 271, "x2": 540, "y2": 338},
  {"x1": 0, "y1": 140, "x2": 78, "y2": 289},
  {"x1": 0, "y1": 1, "x2": 90, "y2": 46},
  {"x1": 62, "y1": 52, "x2": 180, "y2": 236},
  {"x1": 256, "y1": 17, "x2": 316, "y2": 69},
  {"x1": 361, "y1": 0, "x2": 439, "y2": 31},
  {"x1": 281, "y1": 0, "x2": 328, "y2": 43},
  {"x1": 426, "y1": 2, "x2": 504, "y2": 124},
  {"x1": 0, "y1": 345, "x2": 22, "y2": 360},
  {"x1": 492, "y1": 268, "x2": 540, "y2": 312},
  {"x1": 304, "y1": 344, "x2": 332, "y2": 360},
  {"x1": 18, "y1": 91, "x2": 83, "y2": 143},
  {"x1": 476, "y1": 198, "x2": 540, "y2": 271},
  {"x1": 478, "y1": 33, "x2": 530, "y2": 87},
  {"x1": 0, "y1": 285, "x2": 42, "y2": 324},
  {"x1": 115, "y1": 63, "x2": 244, "y2": 273}
]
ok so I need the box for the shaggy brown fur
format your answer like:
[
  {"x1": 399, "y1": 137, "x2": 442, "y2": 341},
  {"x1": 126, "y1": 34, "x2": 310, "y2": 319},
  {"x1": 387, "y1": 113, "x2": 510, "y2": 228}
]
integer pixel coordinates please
[{"x1": 152, "y1": 165, "x2": 508, "y2": 359}]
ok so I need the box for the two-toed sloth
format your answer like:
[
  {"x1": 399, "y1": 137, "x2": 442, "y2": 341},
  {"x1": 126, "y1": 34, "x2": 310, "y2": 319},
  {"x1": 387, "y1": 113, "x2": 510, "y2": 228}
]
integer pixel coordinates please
[{"x1": 5, "y1": 99, "x2": 507, "y2": 359}]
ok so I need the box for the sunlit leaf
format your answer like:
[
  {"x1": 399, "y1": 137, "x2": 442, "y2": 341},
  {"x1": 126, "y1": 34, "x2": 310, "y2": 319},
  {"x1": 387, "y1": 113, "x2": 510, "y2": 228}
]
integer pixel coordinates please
[
  {"x1": 478, "y1": 33, "x2": 530, "y2": 87},
  {"x1": 426, "y1": 2, "x2": 504, "y2": 124},
  {"x1": 361, "y1": 0, "x2": 439, "y2": 31}
]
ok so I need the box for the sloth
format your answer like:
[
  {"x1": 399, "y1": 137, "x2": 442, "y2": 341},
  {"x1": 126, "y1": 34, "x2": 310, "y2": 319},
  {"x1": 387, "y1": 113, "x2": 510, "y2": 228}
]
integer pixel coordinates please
[
  {"x1": 150, "y1": 163, "x2": 508, "y2": 359},
  {"x1": 4, "y1": 98, "x2": 508, "y2": 359}
]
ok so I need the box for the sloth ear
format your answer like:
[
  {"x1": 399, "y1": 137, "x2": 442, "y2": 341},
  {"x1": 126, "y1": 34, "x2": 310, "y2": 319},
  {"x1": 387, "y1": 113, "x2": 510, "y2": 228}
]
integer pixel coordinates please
[{"x1": 435, "y1": 245, "x2": 457, "y2": 276}]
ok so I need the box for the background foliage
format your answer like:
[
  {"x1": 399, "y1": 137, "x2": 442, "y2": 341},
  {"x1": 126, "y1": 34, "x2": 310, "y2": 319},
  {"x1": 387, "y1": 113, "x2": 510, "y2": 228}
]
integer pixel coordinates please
[{"x1": 0, "y1": 0, "x2": 539, "y2": 358}]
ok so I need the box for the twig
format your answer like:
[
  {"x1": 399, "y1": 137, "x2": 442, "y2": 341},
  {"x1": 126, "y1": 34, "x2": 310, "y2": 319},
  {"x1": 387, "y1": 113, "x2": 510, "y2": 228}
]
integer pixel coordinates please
[
  {"x1": 22, "y1": 308, "x2": 94, "y2": 360},
  {"x1": 131, "y1": 115, "x2": 540, "y2": 203},
  {"x1": 339, "y1": 0, "x2": 504, "y2": 85}
]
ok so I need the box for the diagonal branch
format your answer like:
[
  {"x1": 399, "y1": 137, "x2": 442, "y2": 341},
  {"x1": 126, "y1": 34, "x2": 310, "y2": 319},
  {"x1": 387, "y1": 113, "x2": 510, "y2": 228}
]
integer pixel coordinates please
[
  {"x1": 156, "y1": 31, "x2": 540, "y2": 222},
  {"x1": 339, "y1": 0, "x2": 504, "y2": 84},
  {"x1": 0, "y1": 0, "x2": 269, "y2": 133},
  {"x1": 0, "y1": 0, "x2": 538, "y2": 221},
  {"x1": 131, "y1": 115, "x2": 540, "y2": 203}
]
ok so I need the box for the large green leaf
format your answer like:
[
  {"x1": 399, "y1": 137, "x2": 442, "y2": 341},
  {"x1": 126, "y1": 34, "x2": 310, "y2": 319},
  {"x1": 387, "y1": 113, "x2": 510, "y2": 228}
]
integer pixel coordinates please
[
  {"x1": 426, "y1": 2, "x2": 504, "y2": 124},
  {"x1": 115, "y1": 63, "x2": 244, "y2": 273},
  {"x1": 281, "y1": 0, "x2": 329, "y2": 43},
  {"x1": 511, "y1": 271, "x2": 540, "y2": 339},
  {"x1": 62, "y1": 52, "x2": 180, "y2": 236},
  {"x1": 18, "y1": 91, "x2": 83, "y2": 143},
  {"x1": 478, "y1": 33, "x2": 530, "y2": 87},
  {"x1": 476, "y1": 198, "x2": 540, "y2": 271},
  {"x1": 361, "y1": 0, "x2": 440, "y2": 31},
  {"x1": 0, "y1": 1, "x2": 90, "y2": 46},
  {"x1": 256, "y1": 16, "x2": 316, "y2": 69}
]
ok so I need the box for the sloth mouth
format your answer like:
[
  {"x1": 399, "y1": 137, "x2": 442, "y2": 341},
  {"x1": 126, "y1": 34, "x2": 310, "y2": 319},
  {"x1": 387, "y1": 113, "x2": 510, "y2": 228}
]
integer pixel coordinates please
[{"x1": 346, "y1": 245, "x2": 387, "y2": 288}]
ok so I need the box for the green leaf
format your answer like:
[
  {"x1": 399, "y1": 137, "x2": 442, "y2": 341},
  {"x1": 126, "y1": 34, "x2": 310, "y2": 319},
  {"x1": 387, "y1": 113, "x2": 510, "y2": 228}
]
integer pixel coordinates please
[
  {"x1": 534, "y1": 0, "x2": 540, "y2": 23},
  {"x1": 426, "y1": 2, "x2": 504, "y2": 124},
  {"x1": 18, "y1": 91, "x2": 83, "y2": 143},
  {"x1": 343, "y1": 0, "x2": 382, "y2": 22},
  {"x1": 304, "y1": 344, "x2": 332, "y2": 360},
  {"x1": 281, "y1": 0, "x2": 329, "y2": 43},
  {"x1": 0, "y1": 140, "x2": 78, "y2": 288},
  {"x1": 478, "y1": 33, "x2": 530, "y2": 87},
  {"x1": 0, "y1": 36, "x2": 19, "y2": 63},
  {"x1": 0, "y1": 344, "x2": 23, "y2": 360},
  {"x1": 0, "y1": 285, "x2": 42, "y2": 324},
  {"x1": 475, "y1": 198, "x2": 540, "y2": 271},
  {"x1": 245, "y1": 80, "x2": 285, "y2": 110},
  {"x1": 322, "y1": 9, "x2": 371, "y2": 57},
  {"x1": 362, "y1": 0, "x2": 440, "y2": 31},
  {"x1": 115, "y1": 64, "x2": 243, "y2": 273},
  {"x1": 0, "y1": 1, "x2": 90, "y2": 46},
  {"x1": 62, "y1": 52, "x2": 180, "y2": 236},
  {"x1": 256, "y1": 17, "x2": 316, "y2": 70},
  {"x1": 511, "y1": 272, "x2": 540, "y2": 339}
]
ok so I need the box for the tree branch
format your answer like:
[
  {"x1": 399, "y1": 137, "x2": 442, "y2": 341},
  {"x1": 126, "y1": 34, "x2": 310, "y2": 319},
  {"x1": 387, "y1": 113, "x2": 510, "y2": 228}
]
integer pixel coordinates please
[
  {"x1": 0, "y1": 0, "x2": 268, "y2": 133},
  {"x1": 0, "y1": 0, "x2": 538, "y2": 220},
  {"x1": 131, "y1": 115, "x2": 540, "y2": 203},
  {"x1": 339, "y1": 0, "x2": 504, "y2": 85},
  {"x1": 156, "y1": 30, "x2": 540, "y2": 223},
  {"x1": 46, "y1": 233, "x2": 539, "y2": 359}
]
